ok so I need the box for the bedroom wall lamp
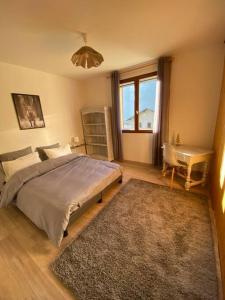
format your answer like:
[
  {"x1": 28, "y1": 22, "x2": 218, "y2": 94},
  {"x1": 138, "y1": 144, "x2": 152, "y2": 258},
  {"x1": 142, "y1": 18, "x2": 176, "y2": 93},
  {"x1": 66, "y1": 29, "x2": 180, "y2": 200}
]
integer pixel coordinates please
[{"x1": 71, "y1": 33, "x2": 104, "y2": 69}]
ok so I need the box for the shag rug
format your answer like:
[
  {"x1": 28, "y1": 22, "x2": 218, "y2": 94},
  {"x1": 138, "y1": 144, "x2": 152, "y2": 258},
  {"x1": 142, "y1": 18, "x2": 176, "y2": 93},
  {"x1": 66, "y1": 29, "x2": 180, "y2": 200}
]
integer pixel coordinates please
[{"x1": 51, "y1": 179, "x2": 218, "y2": 300}]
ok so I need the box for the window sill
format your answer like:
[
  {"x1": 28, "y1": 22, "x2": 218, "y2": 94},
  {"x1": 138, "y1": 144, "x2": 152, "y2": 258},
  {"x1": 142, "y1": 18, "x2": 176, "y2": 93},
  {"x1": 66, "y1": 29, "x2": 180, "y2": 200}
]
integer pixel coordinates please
[{"x1": 122, "y1": 130, "x2": 153, "y2": 133}]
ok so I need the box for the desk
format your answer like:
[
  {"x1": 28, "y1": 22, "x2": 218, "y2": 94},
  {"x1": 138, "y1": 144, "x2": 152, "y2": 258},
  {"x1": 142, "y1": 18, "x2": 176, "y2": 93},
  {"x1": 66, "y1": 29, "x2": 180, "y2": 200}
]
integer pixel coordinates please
[{"x1": 163, "y1": 145, "x2": 213, "y2": 191}]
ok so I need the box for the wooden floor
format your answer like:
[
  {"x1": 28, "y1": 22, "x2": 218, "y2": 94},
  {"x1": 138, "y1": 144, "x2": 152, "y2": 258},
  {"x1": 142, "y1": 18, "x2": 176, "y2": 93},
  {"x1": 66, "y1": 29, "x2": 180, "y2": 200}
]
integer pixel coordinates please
[{"x1": 0, "y1": 162, "x2": 209, "y2": 300}]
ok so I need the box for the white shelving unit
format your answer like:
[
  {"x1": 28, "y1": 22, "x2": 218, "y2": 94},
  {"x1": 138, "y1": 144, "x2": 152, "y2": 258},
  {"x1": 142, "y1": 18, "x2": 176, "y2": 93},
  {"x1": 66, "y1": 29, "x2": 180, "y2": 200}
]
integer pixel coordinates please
[{"x1": 81, "y1": 106, "x2": 114, "y2": 161}]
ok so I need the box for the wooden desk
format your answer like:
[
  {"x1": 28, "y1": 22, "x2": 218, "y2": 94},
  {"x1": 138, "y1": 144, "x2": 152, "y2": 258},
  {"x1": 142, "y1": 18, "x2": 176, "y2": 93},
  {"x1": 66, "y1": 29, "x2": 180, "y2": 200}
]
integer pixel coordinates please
[{"x1": 163, "y1": 145, "x2": 213, "y2": 191}]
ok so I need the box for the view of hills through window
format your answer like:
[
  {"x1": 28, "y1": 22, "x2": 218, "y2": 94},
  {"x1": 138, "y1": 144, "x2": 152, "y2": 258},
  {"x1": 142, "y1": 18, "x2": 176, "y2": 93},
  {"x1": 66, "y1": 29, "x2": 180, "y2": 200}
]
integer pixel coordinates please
[{"x1": 120, "y1": 77, "x2": 157, "y2": 130}]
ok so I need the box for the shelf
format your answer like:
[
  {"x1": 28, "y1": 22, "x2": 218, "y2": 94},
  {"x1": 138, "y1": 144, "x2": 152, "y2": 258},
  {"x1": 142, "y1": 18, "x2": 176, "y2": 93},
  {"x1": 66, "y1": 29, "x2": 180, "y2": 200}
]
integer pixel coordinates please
[
  {"x1": 83, "y1": 123, "x2": 105, "y2": 126},
  {"x1": 84, "y1": 134, "x2": 106, "y2": 137},
  {"x1": 70, "y1": 143, "x2": 85, "y2": 149},
  {"x1": 90, "y1": 154, "x2": 108, "y2": 161},
  {"x1": 86, "y1": 143, "x2": 107, "y2": 147},
  {"x1": 81, "y1": 106, "x2": 113, "y2": 161}
]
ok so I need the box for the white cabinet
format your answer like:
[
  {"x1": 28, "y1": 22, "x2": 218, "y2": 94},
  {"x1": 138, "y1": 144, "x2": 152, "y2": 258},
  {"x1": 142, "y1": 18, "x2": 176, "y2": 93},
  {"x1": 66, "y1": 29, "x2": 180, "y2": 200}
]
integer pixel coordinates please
[{"x1": 81, "y1": 107, "x2": 114, "y2": 161}]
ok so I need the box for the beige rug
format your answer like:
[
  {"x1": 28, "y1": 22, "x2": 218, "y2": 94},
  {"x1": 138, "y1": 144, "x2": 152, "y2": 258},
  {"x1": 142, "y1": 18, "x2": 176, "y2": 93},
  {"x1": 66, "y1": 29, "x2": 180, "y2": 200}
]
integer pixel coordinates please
[{"x1": 51, "y1": 179, "x2": 218, "y2": 300}]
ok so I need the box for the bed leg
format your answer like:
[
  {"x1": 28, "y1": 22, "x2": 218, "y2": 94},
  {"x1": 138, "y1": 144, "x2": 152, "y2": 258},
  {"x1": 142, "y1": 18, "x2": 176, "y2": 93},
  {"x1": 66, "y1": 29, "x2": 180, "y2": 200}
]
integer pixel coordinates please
[{"x1": 63, "y1": 230, "x2": 68, "y2": 237}]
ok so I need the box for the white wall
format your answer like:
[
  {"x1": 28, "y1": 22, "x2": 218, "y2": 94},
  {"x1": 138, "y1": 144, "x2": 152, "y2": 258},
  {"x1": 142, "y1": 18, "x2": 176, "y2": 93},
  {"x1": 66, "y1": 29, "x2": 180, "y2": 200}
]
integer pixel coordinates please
[
  {"x1": 122, "y1": 133, "x2": 153, "y2": 163},
  {"x1": 169, "y1": 44, "x2": 224, "y2": 148},
  {"x1": 81, "y1": 75, "x2": 112, "y2": 107},
  {"x1": 0, "y1": 62, "x2": 83, "y2": 153},
  {"x1": 81, "y1": 44, "x2": 224, "y2": 164}
]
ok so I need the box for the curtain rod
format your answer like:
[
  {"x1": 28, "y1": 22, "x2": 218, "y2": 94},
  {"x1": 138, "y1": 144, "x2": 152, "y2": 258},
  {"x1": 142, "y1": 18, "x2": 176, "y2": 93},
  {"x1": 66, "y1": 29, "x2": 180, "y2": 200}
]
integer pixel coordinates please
[
  {"x1": 106, "y1": 60, "x2": 158, "y2": 79},
  {"x1": 119, "y1": 61, "x2": 157, "y2": 74},
  {"x1": 106, "y1": 56, "x2": 174, "y2": 78}
]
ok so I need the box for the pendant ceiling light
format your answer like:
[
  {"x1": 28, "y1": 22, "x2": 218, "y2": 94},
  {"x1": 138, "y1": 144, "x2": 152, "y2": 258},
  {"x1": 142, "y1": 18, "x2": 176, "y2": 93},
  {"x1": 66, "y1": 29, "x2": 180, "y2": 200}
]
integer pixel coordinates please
[{"x1": 71, "y1": 33, "x2": 104, "y2": 69}]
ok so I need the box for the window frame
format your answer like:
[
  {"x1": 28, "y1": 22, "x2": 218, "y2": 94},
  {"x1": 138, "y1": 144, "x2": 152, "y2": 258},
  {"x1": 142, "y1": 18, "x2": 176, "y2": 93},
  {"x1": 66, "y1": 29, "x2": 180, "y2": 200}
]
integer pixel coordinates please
[{"x1": 120, "y1": 71, "x2": 157, "y2": 133}]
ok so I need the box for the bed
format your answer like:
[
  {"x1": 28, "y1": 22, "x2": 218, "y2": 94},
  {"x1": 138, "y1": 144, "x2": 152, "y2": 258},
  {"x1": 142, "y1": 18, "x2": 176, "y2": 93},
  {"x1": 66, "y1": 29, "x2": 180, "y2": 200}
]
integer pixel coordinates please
[{"x1": 0, "y1": 153, "x2": 122, "y2": 246}]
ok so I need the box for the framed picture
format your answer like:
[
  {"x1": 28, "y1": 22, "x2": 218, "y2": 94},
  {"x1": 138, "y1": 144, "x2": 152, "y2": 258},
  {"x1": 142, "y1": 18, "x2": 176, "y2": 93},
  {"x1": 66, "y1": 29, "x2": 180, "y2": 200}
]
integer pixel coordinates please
[{"x1": 11, "y1": 93, "x2": 45, "y2": 130}]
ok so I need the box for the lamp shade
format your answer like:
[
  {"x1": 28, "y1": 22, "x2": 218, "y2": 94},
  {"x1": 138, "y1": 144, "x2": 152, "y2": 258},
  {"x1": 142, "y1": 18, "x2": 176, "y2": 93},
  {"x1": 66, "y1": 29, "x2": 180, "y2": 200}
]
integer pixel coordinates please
[{"x1": 71, "y1": 46, "x2": 104, "y2": 69}]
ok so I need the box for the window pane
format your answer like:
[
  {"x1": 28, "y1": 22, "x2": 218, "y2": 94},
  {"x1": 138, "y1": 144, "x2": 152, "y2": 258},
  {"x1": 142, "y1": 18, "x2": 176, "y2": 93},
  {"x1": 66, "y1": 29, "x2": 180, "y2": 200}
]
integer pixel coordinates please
[
  {"x1": 139, "y1": 78, "x2": 157, "y2": 130},
  {"x1": 120, "y1": 83, "x2": 135, "y2": 130}
]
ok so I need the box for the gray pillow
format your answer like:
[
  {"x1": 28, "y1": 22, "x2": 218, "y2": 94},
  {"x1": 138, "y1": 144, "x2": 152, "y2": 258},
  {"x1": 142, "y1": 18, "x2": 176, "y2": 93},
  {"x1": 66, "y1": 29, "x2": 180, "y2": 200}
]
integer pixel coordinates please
[
  {"x1": 0, "y1": 146, "x2": 32, "y2": 191},
  {"x1": 0, "y1": 169, "x2": 5, "y2": 193},
  {"x1": 36, "y1": 143, "x2": 60, "y2": 161}
]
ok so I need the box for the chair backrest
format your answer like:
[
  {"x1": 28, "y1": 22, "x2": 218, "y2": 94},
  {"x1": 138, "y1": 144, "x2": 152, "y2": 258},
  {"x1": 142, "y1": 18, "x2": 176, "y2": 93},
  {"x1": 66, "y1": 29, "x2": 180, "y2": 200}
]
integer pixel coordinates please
[{"x1": 163, "y1": 143, "x2": 179, "y2": 166}]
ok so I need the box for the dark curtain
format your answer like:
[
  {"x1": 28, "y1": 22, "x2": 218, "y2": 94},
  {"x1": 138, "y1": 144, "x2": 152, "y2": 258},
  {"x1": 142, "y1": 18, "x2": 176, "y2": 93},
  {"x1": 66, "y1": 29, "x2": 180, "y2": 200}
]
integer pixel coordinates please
[
  {"x1": 153, "y1": 57, "x2": 172, "y2": 167},
  {"x1": 111, "y1": 71, "x2": 123, "y2": 161}
]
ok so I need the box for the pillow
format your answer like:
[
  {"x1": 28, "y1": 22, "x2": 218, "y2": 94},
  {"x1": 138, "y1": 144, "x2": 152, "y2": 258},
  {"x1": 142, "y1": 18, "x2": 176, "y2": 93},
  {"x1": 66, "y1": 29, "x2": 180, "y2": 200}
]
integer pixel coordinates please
[
  {"x1": 0, "y1": 146, "x2": 32, "y2": 189},
  {"x1": 36, "y1": 143, "x2": 60, "y2": 161},
  {"x1": 0, "y1": 169, "x2": 5, "y2": 193},
  {"x1": 2, "y1": 152, "x2": 41, "y2": 181},
  {"x1": 0, "y1": 146, "x2": 32, "y2": 162},
  {"x1": 44, "y1": 144, "x2": 72, "y2": 159}
]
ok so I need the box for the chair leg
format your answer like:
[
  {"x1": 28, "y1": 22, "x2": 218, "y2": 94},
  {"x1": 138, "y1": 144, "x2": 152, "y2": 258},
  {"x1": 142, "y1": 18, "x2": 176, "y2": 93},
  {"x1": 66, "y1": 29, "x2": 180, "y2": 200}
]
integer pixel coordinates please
[
  {"x1": 162, "y1": 161, "x2": 167, "y2": 176},
  {"x1": 170, "y1": 167, "x2": 175, "y2": 189}
]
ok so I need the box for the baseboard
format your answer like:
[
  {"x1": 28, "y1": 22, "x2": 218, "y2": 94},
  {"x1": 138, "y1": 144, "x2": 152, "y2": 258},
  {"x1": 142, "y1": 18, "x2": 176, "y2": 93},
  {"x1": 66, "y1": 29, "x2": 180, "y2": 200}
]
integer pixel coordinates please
[
  {"x1": 208, "y1": 197, "x2": 224, "y2": 299},
  {"x1": 120, "y1": 160, "x2": 153, "y2": 168}
]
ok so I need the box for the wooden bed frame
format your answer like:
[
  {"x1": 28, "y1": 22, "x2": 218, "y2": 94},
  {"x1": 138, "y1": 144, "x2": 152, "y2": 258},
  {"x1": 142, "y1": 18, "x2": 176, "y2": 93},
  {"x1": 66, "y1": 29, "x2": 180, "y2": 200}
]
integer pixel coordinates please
[{"x1": 64, "y1": 175, "x2": 123, "y2": 237}]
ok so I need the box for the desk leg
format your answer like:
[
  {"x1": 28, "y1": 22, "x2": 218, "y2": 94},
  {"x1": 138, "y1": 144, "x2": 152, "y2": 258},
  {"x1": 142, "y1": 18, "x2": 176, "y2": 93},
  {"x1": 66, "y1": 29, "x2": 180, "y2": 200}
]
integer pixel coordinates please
[
  {"x1": 185, "y1": 164, "x2": 192, "y2": 191},
  {"x1": 162, "y1": 161, "x2": 166, "y2": 176},
  {"x1": 201, "y1": 161, "x2": 208, "y2": 186}
]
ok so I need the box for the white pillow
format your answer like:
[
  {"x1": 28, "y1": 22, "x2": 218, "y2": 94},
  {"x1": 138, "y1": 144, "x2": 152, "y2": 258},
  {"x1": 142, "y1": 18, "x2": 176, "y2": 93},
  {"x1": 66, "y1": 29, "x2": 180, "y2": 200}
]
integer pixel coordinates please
[
  {"x1": 44, "y1": 144, "x2": 72, "y2": 159},
  {"x1": 2, "y1": 152, "x2": 41, "y2": 181}
]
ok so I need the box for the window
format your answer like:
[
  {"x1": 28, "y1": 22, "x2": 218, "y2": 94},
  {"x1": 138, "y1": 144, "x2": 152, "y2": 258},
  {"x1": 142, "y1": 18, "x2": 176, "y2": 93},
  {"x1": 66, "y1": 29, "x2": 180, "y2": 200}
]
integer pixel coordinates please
[
  {"x1": 120, "y1": 82, "x2": 135, "y2": 130},
  {"x1": 120, "y1": 72, "x2": 157, "y2": 133}
]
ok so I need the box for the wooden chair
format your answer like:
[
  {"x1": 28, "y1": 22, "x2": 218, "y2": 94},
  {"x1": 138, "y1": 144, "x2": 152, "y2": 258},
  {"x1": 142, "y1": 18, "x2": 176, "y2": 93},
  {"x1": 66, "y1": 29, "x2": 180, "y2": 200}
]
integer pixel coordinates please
[{"x1": 162, "y1": 143, "x2": 185, "y2": 189}]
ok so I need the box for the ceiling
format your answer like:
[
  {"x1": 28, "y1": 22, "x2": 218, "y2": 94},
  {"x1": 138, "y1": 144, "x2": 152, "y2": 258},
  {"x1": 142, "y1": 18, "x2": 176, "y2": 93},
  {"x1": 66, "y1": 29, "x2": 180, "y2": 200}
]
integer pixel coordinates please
[{"x1": 0, "y1": 0, "x2": 224, "y2": 79}]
